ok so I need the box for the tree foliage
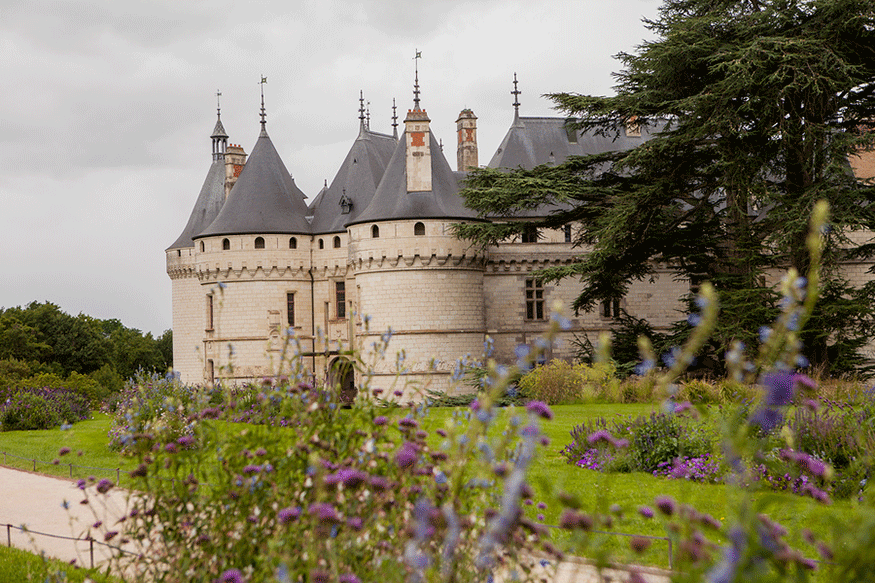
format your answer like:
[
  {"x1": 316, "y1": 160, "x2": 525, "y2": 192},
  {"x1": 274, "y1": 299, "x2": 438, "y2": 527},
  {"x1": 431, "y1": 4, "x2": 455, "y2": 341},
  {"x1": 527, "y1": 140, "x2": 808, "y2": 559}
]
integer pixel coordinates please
[
  {"x1": 0, "y1": 302, "x2": 171, "y2": 381},
  {"x1": 456, "y1": 0, "x2": 875, "y2": 373}
]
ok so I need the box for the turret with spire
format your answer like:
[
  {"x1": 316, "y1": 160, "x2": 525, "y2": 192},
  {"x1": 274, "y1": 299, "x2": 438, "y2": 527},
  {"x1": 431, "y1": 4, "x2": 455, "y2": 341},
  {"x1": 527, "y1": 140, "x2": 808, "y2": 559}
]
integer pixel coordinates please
[
  {"x1": 405, "y1": 50, "x2": 432, "y2": 193},
  {"x1": 212, "y1": 90, "x2": 228, "y2": 162}
]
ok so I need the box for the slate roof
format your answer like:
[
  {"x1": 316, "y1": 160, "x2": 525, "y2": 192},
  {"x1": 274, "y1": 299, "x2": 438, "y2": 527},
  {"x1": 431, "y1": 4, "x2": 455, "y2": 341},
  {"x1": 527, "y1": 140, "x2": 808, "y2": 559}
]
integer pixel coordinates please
[
  {"x1": 309, "y1": 125, "x2": 397, "y2": 234},
  {"x1": 348, "y1": 131, "x2": 479, "y2": 226},
  {"x1": 167, "y1": 158, "x2": 226, "y2": 250},
  {"x1": 196, "y1": 128, "x2": 311, "y2": 237},
  {"x1": 488, "y1": 116, "x2": 659, "y2": 170}
]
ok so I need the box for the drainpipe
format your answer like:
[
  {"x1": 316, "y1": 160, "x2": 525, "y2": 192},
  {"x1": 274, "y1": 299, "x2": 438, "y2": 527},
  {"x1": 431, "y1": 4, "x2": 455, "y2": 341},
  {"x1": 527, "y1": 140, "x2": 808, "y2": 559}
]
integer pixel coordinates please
[{"x1": 309, "y1": 237, "x2": 316, "y2": 381}]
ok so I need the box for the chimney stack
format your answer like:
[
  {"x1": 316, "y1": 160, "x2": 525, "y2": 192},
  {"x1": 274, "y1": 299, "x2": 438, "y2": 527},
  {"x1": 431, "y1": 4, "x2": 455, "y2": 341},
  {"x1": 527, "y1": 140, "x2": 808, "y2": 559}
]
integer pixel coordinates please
[
  {"x1": 405, "y1": 108, "x2": 432, "y2": 192},
  {"x1": 456, "y1": 109, "x2": 478, "y2": 171}
]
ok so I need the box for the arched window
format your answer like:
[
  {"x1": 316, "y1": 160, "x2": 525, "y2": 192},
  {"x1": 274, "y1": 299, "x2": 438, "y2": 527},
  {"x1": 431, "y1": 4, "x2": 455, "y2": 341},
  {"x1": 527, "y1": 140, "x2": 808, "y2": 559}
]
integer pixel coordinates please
[
  {"x1": 414, "y1": 222, "x2": 425, "y2": 236},
  {"x1": 222, "y1": 238, "x2": 230, "y2": 250},
  {"x1": 371, "y1": 225, "x2": 380, "y2": 238},
  {"x1": 319, "y1": 238, "x2": 324, "y2": 249},
  {"x1": 289, "y1": 237, "x2": 297, "y2": 249},
  {"x1": 333, "y1": 236, "x2": 341, "y2": 248},
  {"x1": 177, "y1": 250, "x2": 181, "y2": 257},
  {"x1": 255, "y1": 236, "x2": 265, "y2": 249},
  {"x1": 199, "y1": 241, "x2": 204, "y2": 252}
]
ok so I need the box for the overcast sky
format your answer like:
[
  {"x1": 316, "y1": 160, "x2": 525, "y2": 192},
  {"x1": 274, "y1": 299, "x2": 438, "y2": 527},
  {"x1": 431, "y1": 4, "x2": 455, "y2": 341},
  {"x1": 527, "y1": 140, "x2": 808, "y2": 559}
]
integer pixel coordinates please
[{"x1": 0, "y1": 0, "x2": 660, "y2": 336}]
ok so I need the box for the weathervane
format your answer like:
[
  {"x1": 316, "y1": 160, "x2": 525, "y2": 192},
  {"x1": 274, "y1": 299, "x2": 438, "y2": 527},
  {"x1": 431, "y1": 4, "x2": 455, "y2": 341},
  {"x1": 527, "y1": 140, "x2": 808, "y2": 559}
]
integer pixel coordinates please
[
  {"x1": 413, "y1": 49, "x2": 422, "y2": 110},
  {"x1": 216, "y1": 89, "x2": 222, "y2": 117},
  {"x1": 392, "y1": 98, "x2": 398, "y2": 138},
  {"x1": 366, "y1": 101, "x2": 371, "y2": 129},
  {"x1": 359, "y1": 90, "x2": 366, "y2": 126}
]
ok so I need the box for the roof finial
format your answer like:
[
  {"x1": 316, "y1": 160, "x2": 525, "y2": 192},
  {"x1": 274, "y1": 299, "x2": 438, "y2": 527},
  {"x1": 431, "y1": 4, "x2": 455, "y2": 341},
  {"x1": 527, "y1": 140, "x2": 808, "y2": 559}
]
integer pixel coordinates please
[
  {"x1": 392, "y1": 98, "x2": 398, "y2": 139},
  {"x1": 512, "y1": 72, "x2": 522, "y2": 120},
  {"x1": 216, "y1": 89, "x2": 222, "y2": 118},
  {"x1": 259, "y1": 76, "x2": 268, "y2": 136},
  {"x1": 366, "y1": 101, "x2": 371, "y2": 129},
  {"x1": 413, "y1": 49, "x2": 422, "y2": 110},
  {"x1": 358, "y1": 90, "x2": 366, "y2": 133}
]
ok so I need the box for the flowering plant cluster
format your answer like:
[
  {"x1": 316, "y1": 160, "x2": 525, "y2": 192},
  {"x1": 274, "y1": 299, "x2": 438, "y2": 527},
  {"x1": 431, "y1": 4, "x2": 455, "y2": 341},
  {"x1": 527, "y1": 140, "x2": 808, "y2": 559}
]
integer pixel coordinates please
[
  {"x1": 0, "y1": 385, "x2": 90, "y2": 431},
  {"x1": 83, "y1": 317, "x2": 577, "y2": 583}
]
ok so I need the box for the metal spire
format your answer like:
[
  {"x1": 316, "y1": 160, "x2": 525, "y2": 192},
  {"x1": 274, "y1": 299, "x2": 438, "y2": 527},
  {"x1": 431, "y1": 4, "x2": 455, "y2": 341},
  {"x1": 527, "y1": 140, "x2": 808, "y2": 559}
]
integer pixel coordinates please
[
  {"x1": 413, "y1": 49, "x2": 422, "y2": 110},
  {"x1": 211, "y1": 89, "x2": 228, "y2": 160},
  {"x1": 366, "y1": 100, "x2": 371, "y2": 129},
  {"x1": 216, "y1": 89, "x2": 222, "y2": 118},
  {"x1": 358, "y1": 90, "x2": 366, "y2": 135},
  {"x1": 259, "y1": 76, "x2": 268, "y2": 136},
  {"x1": 512, "y1": 72, "x2": 522, "y2": 123},
  {"x1": 391, "y1": 98, "x2": 398, "y2": 139}
]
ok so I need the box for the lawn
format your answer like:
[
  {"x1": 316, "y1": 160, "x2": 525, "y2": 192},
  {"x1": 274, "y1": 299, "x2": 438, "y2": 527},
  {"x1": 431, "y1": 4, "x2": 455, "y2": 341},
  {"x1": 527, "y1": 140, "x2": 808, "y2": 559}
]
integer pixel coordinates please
[
  {"x1": 0, "y1": 404, "x2": 859, "y2": 577},
  {"x1": 0, "y1": 545, "x2": 116, "y2": 583}
]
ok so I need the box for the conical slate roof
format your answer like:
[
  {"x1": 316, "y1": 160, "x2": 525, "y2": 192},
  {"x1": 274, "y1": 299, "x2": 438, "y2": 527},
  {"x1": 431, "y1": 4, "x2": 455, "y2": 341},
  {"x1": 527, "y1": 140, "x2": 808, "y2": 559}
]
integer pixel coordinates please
[
  {"x1": 489, "y1": 117, "x2": 660, "y2": 170},
  {"x1": 348, "y1": 131, "x2": 478, "y2": 225},
  {"x1": 167, "y1": 158, "x2": 226, "y2": 250},
  {"x1": 197, "y1": 130, "x2": 311, "y2": 237},
  {"x1": 310, "y1": 127, "x2": 396, "y2": 233}
]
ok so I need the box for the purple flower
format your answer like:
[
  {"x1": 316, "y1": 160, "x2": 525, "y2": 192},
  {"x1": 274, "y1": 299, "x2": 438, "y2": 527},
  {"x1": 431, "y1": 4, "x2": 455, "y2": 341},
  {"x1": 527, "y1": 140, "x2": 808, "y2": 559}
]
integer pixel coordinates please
[
  {"x1": 369, "y1": 476, "x2": 390, "y2": 491},
  {"x1": 638, "y1": 506, "x2": 654, "y2": 519},
  {"x1": 762, "y1": 372, "x2": 796, "y2": 407},
  {"x1": 96, "y1": 479, "x2": 114, "y2": 494},
  {"x1": 347, "y1": 517, "x2": 363, "y2": 530},
  {"x1": 177, "y1": 436, "x2": 195, "y2": 447},
  {"x1": 373, "y1": 415, "x2": 388, "y2": 426},
  {"x1": 654, "y1": 496, "x2": 676, "y2": 516},
  {"x1": 76, "y1": 479, "x2": 87, "y2": 491},
  {"x1": 336, "y1": 468, "x2": 368, "y2": 488},
  {"x1": 217, "y1": 569, "x2": 243, "y2": 583},
  {"x1": 399, "y1": 417, "x2": 418, "y2": 429},
  {"x1": 58, "y1": 447, "x2": 71, "y2": 456},
  {"x1": 311, "y1": 570, "x2": 330, "y2": 583},
  {"x1": 278, "y1": 506, "x2": 300, "y2": 524},
  {"x1": 242, "y1": 465, "x2": 261, "y2": 475},
  {"x1": 164, "y1": 443, "x2": 178, "y2": 453},
  {"x1": 308, "y1": 502, "x2": 341, "y2": 523},
  {"x1": 339, "y1": 575, "x2": 361, "y2": 583},
  {"x1": 395, "y1": 442, "x2": 418, "y2": 469},
  {"x1": 526, "y1": 400, "x2": 554, "y2": 420}
]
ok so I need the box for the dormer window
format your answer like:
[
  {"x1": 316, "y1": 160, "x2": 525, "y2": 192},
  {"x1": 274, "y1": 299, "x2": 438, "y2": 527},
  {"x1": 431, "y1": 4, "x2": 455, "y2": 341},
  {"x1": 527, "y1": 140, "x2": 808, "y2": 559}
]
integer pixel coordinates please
[{"x1": 339, "y1": 193, "x2": 353, "y2": 215}]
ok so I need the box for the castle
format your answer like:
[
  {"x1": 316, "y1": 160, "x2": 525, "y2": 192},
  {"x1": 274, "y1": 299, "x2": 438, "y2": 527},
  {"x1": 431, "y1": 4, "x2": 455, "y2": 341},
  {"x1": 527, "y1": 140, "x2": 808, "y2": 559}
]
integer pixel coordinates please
[{"x1": 166, "y1": 76, "x2": 875, "y2": 396}]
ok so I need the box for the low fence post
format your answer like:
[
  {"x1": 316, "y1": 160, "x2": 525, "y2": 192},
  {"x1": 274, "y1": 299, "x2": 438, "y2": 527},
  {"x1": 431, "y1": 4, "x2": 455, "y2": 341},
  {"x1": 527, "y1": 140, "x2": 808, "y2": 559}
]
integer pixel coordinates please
[
  {"x1": 667, "y1": 537, "x2": 673, "y2": 570},
  {"x1": 90, "y1": 539, "x2": 94, "y2": 569},
  {"x1": 33, "y1": 459, "x2": 36, "y2": 472},
  {"x1": 6, "y1": 524, "x2": 10, "y2": 547}
]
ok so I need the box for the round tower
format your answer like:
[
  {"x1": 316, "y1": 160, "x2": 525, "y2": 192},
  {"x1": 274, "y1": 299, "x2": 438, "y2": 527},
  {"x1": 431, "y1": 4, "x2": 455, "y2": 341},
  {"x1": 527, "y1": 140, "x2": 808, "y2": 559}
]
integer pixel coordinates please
[
  {"x1": 166, "y1": 102, "x2": 232, "y2": 384},
  {"x1": 193, "y1": 90, "x2": 313, "y2": 385},
  {"x1": 347, "y1": 76, "x2": 487, "y2": 398}
]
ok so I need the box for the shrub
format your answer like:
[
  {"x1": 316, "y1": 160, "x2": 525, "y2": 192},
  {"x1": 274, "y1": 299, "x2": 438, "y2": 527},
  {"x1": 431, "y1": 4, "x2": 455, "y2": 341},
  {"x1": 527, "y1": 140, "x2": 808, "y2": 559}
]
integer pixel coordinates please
[
  {"x1": 518, "y1": 359, "x2": 620, "y2": 405},
  {"x1": 0, "y1": 392, "x2": 60, "y2": 430}
]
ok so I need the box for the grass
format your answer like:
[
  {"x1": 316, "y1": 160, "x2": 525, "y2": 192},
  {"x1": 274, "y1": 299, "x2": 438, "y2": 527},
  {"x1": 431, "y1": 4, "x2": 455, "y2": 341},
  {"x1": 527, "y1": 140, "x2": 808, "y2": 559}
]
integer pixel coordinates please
[
  {"x1": 0, "y1": 413, "x2": 138, "y2": 483},
  {"x1": 0, "y1": 545, "x2": 116, "y2": 583},
  {"x1": 0, "y1": 404, "x2": 861, "y2": 578}
]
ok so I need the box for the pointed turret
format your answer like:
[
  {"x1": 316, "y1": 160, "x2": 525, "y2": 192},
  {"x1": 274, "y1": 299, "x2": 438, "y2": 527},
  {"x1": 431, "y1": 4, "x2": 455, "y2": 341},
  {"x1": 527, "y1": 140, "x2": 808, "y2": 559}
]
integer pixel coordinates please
[
  {"x1": 197, "y1": 88, "x2": 310, "y2": 237},
  {"x1": 309, "y1": 94, "x2": 397, "y2": 234},
  {"x1": 167, "y1": 107, "x2": 229, "y2": 249}
]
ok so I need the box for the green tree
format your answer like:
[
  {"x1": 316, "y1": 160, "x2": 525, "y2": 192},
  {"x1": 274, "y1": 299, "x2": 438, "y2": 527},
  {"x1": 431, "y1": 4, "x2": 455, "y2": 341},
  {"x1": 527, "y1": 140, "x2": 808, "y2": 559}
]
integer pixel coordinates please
[{"x1": 457, "y1": 0, "x2": 875, "y2": 373}]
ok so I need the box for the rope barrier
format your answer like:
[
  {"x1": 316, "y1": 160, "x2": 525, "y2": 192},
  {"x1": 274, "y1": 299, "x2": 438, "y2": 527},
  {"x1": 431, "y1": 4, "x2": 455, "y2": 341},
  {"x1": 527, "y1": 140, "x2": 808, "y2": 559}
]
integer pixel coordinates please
[{"x1": 3, "y1": 522, "x2": 138, "y2": 569}]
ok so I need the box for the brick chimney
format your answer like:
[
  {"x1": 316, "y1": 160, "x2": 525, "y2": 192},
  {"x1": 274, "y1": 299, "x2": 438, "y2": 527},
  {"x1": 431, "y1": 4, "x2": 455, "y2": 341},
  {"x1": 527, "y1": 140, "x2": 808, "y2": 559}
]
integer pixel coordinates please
[
  {"x1": 456, "y1": 109, "x2": 478, "y2": 171},
  {"x1": 224, "y1": 143, "x2": 248, "y2": 199},
  {"x1": 405, "y1": 108, "x2": 432, "y2": 192}
]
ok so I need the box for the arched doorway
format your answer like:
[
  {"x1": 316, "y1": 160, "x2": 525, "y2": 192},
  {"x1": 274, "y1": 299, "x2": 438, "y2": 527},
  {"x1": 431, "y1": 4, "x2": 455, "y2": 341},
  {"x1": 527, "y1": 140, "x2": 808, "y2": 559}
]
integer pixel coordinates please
[{"x1": 328, "y1": 358, "x2": 356, "y2": 405}]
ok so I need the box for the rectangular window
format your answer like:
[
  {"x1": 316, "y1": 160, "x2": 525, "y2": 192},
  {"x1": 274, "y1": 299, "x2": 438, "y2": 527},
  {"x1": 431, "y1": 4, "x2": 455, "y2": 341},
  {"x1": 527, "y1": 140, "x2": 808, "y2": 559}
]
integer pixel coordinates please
[
  {"x1": 602, "y1": 298, "x2": 622, "y2": 319},
  {"x1": 206, "y1": 294, "x2": 214, "y2": 331},
  {"x1": 286, "y1": 292, "x2": 295, "y2": 327},
  {"x1": 525, "y1": 278, "x2": 545, "y2": 320},
  {"x1": 564, "y1": 224, "x2": 572, "y2": 243},
  {"x1": 521, "y1": 226, "x2": 539, "y2": 243},
  {"x1": 336, "y1": 281, "x2": 346, "y2": 319}
]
